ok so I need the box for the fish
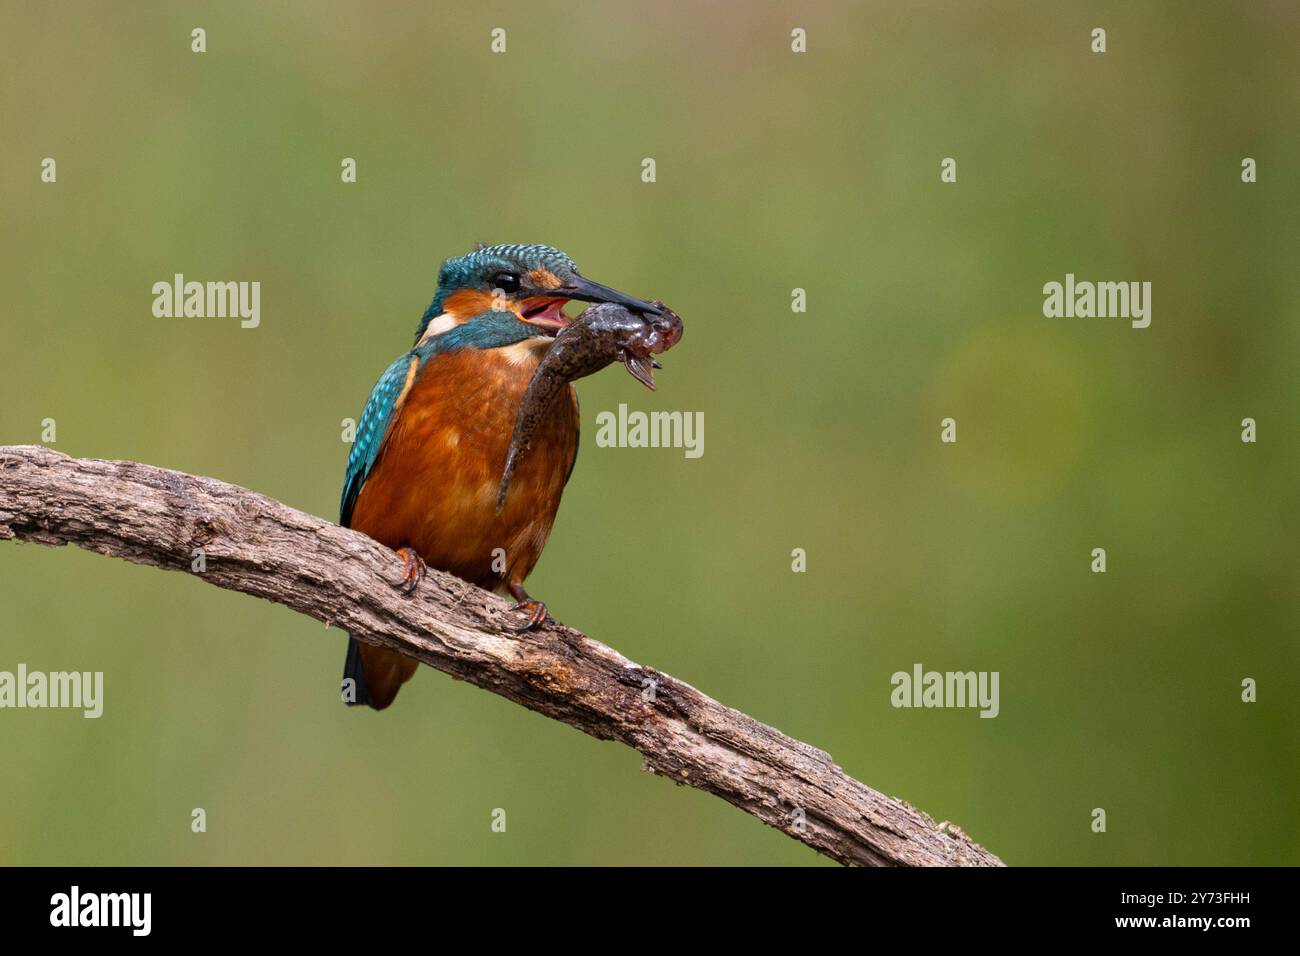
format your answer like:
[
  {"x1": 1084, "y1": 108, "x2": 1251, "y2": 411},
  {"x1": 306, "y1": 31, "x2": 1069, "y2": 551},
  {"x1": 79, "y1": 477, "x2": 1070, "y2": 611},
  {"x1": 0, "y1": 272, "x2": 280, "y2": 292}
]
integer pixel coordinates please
[{"x1": 496, "y1": 300, "x2": 683, "y2": 512}]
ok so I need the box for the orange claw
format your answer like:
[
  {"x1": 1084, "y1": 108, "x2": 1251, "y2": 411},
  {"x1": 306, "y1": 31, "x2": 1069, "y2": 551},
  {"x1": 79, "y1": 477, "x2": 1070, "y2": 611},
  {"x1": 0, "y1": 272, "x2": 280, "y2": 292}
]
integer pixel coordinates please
[
  {"x1": 390, "y1": 546, "x2": 427, "y2": 595},
  {"x1": 512, "y1": 598, "x2": 551, "y2": 632},
  {"x1": 506, "y1": 580, "x2": 552, "y2": 631}
]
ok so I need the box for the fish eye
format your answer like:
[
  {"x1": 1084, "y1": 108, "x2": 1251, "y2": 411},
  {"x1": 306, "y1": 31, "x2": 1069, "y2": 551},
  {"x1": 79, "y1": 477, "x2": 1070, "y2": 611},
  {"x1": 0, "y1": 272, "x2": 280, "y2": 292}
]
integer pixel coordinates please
[{"x1": 491, "y1": 272, "x2": 520, "y2": 294}]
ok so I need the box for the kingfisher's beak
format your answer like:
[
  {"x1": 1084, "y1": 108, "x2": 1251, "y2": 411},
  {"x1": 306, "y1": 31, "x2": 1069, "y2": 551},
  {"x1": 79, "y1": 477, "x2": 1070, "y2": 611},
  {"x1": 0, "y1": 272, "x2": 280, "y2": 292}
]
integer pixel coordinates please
[{"x1": 554, "y1": 274, "x2": 663, "y2": 315}]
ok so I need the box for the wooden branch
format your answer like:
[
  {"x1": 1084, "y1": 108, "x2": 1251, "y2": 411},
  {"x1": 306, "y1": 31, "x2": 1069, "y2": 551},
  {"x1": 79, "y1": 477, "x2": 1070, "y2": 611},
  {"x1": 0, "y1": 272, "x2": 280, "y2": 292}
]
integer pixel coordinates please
[{"x1": 0, "y1": 444, "x2": 1002, "y2": 867}]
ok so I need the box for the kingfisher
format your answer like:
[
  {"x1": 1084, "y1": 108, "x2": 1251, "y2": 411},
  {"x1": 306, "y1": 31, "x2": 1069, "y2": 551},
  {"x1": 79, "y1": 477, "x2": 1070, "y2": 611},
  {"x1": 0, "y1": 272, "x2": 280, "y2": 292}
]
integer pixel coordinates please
[{"x1": 340, "y1": 243, "x2": 661, "y2": 710}]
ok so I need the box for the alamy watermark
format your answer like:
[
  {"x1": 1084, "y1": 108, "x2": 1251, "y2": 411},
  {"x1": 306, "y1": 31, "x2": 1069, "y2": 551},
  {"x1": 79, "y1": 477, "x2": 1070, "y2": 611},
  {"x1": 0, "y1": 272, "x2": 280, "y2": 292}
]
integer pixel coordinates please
[
  {"x1": 594, "y1": 403, "x2": 703, "y2": 458},
  {"x1": 891, "y1": 663, "x2": 999, "y2": 718},
  {"x1": 0, "y1": 664, "x2": 103, "y2": 718},
  {"x1": 50, "y1": 886, "x2": 150, "y2": 936},
  {"x1": 1043, "y1": 273, "x2": 1150, "y2": 329},
  {"x1": 152, "y1": 273, "x2": 260, "y2": 328}
]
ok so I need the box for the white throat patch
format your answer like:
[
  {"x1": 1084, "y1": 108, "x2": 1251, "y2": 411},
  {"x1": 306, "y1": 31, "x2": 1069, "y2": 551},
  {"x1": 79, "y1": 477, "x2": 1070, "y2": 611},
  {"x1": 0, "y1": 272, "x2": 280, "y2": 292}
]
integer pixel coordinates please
[{"x1": 416, "y1": 312, "x2": 458, "y2": 346}]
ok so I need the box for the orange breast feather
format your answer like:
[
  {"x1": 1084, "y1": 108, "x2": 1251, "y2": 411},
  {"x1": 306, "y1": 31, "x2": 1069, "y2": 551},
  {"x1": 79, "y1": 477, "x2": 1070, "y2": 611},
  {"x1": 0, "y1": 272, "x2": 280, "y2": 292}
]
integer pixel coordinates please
[{"x1": 348, "y1": 342, "x2": 579, "y2": 591}]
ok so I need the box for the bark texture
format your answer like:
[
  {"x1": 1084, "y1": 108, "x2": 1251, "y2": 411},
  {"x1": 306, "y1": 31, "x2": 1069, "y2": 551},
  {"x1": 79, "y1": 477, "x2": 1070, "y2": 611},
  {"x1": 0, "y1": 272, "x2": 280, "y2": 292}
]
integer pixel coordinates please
[{"x1": 0, "y1": 444, "x2": 1003, "y2": 867}]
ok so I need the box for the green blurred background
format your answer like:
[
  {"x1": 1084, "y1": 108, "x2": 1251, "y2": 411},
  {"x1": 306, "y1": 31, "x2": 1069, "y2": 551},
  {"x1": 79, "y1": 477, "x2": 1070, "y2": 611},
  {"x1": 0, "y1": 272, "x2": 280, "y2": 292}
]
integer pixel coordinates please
[{"x1": 2, "y1": 1, "x2": 1297, "y2": 866}]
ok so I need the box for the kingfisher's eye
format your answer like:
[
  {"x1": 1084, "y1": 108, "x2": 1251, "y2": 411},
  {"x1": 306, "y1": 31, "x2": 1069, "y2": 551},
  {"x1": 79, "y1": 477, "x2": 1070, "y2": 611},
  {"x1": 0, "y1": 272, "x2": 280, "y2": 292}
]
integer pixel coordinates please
[{"x1": 491, "y1": 272, "x2": 520, "y2": 294}]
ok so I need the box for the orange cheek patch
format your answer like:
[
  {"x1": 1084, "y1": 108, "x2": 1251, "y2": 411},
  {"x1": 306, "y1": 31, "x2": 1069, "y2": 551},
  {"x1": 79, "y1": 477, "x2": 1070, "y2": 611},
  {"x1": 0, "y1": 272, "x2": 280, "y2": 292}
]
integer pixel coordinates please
[
  {"x1": 526, "y1": 268, "x2": 563, "y2": 290},
  {"x1": 443, "y1": 288, "x2": 499, "y2": 318}
]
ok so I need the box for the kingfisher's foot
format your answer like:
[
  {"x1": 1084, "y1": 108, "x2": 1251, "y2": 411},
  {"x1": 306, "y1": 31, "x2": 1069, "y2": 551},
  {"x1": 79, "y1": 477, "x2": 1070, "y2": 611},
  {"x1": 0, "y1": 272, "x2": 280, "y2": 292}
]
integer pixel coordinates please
[
  {"x1": 512, "y1": 599, "x2": 552, "y2": 632},
  {"x1": 390, "y1": 547, "x2": 426, "y2": 595},
  {"x1": 506, "y1": 581, "x2": 552, "y2": 631}
]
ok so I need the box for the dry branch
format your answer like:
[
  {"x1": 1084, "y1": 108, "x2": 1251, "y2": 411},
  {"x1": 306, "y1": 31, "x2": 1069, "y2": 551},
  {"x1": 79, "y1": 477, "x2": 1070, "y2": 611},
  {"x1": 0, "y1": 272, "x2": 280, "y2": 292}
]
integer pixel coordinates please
[{"x1": 0, "y1": 444, "x2": 1002, "y2": 867}]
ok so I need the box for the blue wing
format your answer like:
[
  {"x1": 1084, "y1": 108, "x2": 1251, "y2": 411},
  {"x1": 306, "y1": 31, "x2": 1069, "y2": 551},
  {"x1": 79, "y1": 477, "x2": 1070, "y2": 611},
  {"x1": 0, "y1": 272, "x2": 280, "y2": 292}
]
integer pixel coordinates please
[{"x1": 340, "y1": 352, "x2": 418, "y2": 527}]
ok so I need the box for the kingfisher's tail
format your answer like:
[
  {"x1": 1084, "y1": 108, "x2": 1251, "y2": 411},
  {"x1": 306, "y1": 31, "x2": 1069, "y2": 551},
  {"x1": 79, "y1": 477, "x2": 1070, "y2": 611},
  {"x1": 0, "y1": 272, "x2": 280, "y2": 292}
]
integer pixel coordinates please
[
  {"x1": 342, "y1": 636, "x2": 417, "y2": 710},
  {"x1": 341, "y1": 636, "x2": 371, "y2": 707}
]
